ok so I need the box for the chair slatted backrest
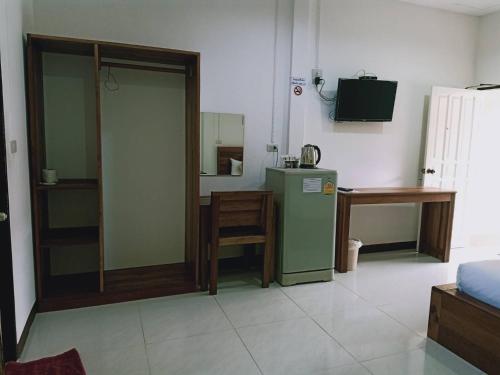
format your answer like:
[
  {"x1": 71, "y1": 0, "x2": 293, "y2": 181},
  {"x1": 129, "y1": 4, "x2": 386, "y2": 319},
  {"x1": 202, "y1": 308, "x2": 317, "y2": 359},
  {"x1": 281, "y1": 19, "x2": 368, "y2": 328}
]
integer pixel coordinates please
[{"x1": 211, "y1": 191, "x2": 273, "y2": 235}]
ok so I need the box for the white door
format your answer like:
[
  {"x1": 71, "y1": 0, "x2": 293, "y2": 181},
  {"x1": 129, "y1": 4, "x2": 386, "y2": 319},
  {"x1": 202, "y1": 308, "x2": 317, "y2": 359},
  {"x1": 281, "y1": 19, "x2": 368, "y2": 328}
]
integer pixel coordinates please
[{"x1": 422, "y1": 86, "x2": 482, "y2": 248}]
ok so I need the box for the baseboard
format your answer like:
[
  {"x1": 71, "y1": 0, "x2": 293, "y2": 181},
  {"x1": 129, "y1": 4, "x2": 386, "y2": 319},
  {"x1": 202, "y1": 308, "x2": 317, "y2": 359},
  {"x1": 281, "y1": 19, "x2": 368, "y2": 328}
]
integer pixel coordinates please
[
  {"x1": 16, "y1": 302, "x2": 37, "y2": 358},
  {"x1": 359, "y1": 241, "x2": 417, "y2": 254},
  {"x1": 218, "y1": 242, "x2": 418, "y2": 263}
]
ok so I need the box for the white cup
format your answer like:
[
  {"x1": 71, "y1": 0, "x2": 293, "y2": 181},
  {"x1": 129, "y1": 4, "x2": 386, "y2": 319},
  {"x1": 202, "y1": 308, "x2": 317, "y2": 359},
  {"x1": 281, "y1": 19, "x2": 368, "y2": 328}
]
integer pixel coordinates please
[{"x1": 42, "y1": 169, "x2": 58, "y2": 184}]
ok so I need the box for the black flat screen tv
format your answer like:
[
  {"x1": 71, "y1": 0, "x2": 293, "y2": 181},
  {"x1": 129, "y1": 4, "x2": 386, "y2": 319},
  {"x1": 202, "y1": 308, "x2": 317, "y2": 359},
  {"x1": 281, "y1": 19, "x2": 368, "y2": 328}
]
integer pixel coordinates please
[{"x1": 334, "y1": 78, "x2": 398, "y2": 122}]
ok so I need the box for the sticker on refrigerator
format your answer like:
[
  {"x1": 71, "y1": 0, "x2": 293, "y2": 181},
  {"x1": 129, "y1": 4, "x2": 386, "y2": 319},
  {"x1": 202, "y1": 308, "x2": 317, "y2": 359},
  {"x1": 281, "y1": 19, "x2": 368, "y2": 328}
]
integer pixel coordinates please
[
  {"x1": 303, "y1": 178, "x2": 322, "y2": 193},
  {"x1": 323, "y1": 180, "x2": 335, "y2": 195}
]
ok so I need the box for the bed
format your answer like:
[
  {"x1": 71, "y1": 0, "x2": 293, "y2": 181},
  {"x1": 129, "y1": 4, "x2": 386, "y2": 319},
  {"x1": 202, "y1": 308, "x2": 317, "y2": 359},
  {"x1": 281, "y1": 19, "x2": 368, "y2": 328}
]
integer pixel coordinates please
[
  {"x1": 428, "y1": 261, "x2": 500, "y2": 374},
  {"x1": 457, "y1": 260, "x2": 500, "y2": 309}
]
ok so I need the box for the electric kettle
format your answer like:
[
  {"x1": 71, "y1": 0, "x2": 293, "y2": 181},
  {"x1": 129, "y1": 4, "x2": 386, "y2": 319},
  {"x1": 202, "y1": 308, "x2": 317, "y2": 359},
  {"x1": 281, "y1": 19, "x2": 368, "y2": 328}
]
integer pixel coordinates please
[{"x1": 300, "y1": 144, "x2": 321, "y2": 168}]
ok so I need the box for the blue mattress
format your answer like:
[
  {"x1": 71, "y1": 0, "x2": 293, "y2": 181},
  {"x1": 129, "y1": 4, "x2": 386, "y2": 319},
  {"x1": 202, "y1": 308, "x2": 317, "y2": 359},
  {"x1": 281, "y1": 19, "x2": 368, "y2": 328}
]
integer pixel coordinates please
[{"x1": 457, "y1": 260, "x2": 500, "y2": 309}]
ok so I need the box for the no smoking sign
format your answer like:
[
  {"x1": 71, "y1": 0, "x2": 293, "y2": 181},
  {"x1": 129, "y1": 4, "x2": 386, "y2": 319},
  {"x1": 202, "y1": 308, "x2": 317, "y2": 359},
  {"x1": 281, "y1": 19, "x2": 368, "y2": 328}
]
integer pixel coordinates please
[{"x1": 293, "y1": 86, "x2": 303, "y2": 96}]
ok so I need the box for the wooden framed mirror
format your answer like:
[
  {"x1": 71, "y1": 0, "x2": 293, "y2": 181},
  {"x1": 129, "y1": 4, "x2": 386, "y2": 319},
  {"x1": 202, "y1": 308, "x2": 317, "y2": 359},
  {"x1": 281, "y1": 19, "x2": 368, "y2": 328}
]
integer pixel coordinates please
[{"x1": 200, "y1": 112, "x2": 244, "y2": 176}]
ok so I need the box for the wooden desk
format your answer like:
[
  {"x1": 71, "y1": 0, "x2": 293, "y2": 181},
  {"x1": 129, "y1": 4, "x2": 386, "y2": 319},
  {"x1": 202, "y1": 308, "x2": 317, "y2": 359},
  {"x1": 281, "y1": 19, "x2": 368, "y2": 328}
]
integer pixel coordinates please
[{"x1": 335, "y1": 187, "x2": 456, "y2": 273}]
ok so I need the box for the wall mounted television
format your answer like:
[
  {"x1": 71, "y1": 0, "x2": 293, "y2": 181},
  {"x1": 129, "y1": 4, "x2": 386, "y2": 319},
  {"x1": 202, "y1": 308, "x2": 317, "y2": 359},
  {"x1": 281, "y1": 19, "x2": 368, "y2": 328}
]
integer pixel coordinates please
[{"x1": 334, "y1": 78, "x2": 398, "y2": 122}]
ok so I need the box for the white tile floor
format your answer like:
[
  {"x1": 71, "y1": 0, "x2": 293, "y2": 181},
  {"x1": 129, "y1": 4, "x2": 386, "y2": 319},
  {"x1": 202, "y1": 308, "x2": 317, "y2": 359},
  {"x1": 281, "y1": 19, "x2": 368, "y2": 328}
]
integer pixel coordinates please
[{"x1": 21, "y1": 247, "x2": 499, "y2": 374}]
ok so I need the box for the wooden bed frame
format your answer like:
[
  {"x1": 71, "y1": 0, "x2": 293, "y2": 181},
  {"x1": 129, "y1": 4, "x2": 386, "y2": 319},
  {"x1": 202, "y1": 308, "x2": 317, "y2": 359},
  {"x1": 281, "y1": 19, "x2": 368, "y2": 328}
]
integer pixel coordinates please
[
  {"x1": 217, "y1": 146, "x2": 243, "y2": 175},
  {"x1": 428, "y1": 284, "x2": 500, "y2": 374}
]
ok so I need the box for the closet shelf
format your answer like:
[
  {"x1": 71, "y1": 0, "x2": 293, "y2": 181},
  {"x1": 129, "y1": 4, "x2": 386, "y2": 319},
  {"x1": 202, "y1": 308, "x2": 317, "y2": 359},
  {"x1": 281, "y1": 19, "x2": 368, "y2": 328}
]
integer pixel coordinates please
[
  {"x1": 36, "y1": 178, "x2": 98, "y2": 190},
  {"x1": 41, "y1": 226, "x2": 99, "y2": 247}
]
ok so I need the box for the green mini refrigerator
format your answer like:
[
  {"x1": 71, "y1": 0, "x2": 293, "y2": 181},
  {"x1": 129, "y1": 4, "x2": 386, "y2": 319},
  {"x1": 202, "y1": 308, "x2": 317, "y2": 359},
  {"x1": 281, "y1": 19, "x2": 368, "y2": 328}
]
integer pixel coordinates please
[{"x1": 266, "y1": 168, "x2": 337, "y2": 286}]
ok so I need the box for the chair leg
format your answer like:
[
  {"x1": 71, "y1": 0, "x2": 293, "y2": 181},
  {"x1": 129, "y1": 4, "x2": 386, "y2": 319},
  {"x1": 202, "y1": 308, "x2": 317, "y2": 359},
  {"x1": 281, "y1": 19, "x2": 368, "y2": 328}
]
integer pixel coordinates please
[
  {"x1": 262, "y1": 241, "x2": 271, "y2": 288},
  {"x1": 209, "y1": 242, "x2": 218, "y2": 295}
]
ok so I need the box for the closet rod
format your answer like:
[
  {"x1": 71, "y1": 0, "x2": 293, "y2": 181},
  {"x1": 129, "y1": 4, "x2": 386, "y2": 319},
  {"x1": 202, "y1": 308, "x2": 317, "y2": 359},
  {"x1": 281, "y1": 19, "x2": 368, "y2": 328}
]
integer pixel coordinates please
[{"x1": 100, "y1": 61, "x2": 185, "y2": 74}]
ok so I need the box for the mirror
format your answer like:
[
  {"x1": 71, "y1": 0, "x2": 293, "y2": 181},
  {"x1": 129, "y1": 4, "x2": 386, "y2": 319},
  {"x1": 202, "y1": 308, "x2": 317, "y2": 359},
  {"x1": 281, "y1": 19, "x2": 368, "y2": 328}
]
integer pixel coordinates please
[{"x1": 200, "y1": 112, "x2": 244, "y2": 176}]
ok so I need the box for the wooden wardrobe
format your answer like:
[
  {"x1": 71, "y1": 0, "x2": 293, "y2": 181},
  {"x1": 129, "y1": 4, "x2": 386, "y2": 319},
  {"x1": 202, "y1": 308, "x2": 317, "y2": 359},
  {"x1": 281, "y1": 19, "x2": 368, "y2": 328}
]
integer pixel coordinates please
[{"x1": 26, "y1": 34, "x2": 200, "y2": 311}]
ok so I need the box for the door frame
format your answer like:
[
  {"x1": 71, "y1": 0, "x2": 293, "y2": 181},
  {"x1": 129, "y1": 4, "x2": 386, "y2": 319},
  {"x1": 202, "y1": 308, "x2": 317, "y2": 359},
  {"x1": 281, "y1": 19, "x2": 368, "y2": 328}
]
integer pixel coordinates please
[{"x1": 0, "y1": 59, "x2": 18, "y2": 364}]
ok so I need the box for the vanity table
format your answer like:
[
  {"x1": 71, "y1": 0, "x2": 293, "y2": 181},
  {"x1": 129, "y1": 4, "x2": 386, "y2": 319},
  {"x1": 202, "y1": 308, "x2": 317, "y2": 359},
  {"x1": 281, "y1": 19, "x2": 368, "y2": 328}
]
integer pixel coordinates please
[{"x1": 199, "y1": 111, "x2": 248, "y2": 290}]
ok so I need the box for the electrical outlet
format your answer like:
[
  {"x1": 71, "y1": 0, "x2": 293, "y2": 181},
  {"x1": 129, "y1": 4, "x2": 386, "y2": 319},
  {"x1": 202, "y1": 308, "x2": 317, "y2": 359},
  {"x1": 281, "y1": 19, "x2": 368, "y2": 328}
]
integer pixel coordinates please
[
  {"x1": 267, "y1": 144, "x2": 278, "y2": 152},
  {"x1": 312, "y1": 68, "x2": 323, "y2": 84}
]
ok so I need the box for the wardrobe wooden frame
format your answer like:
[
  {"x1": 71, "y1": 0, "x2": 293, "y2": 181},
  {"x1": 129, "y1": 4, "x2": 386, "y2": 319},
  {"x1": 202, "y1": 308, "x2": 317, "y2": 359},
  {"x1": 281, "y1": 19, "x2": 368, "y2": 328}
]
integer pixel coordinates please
[{"x1": 26, "y1": 34, "x2": 200, "y2": 311}]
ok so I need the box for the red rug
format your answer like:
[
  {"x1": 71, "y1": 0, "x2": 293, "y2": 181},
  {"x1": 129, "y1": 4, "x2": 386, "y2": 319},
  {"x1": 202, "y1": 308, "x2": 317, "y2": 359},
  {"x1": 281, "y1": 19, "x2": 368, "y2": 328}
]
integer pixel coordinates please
[{"x1": 5, "y1": 349, "x2": 86, "y2": 375}]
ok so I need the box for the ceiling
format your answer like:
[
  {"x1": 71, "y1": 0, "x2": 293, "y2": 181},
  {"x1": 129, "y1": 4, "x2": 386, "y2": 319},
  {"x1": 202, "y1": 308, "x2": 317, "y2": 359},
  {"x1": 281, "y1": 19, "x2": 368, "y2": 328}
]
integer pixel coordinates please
[{"x1": 399, "y1": 0, "x2": 500, "y2": 15}]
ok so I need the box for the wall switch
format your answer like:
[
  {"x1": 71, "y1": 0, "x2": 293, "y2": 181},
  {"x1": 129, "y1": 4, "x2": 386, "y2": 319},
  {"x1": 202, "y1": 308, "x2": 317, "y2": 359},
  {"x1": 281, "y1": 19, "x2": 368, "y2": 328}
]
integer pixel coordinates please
[
  {"x1": 312, "y1": 68, "x2": 323, "y2": 83},
  {"x1": 267, "y1": 143, "x2": 278, "y2": 152},
  {"x1": 10, "y1": 140, "x2": 17, "y2": 154}
]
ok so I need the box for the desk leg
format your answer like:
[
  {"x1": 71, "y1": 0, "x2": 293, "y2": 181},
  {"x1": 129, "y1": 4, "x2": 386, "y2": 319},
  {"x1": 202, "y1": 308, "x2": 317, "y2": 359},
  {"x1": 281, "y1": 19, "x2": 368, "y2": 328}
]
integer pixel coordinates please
[
  {"x1": 335, "y1": 195, "x2": 351, "y2": 273},
  {"x1": 419, "y1": 197, "x2": 454, "y2": 262},
  {"x1": 199, "y1": 206, "x2": 209, "y2": 291}
]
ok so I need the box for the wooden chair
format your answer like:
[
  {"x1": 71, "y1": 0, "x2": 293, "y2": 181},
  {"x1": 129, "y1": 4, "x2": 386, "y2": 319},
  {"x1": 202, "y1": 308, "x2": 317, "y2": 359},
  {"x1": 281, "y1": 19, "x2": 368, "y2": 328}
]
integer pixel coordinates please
[{"x1": 209, "y1": 191, "x2": 274, "y2": 295}]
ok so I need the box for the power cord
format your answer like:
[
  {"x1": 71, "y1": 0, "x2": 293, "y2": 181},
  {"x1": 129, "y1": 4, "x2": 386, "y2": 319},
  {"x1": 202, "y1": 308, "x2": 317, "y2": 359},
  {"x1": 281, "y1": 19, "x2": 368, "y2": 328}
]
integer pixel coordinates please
[
  {"x1": 315, "y1": 78, "x2": 337, "y2": 103},
  {"x1": 314, "y1": 77, "x2": 337, "y2": 121}
]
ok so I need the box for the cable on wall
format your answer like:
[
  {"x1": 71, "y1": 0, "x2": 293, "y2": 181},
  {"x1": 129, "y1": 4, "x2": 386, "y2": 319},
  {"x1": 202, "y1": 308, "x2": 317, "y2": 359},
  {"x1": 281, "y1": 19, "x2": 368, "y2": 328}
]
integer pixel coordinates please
[
  {"x1": 313, "y1": 0, "x2": 321, "y2": 69},
  {"x1": 314, "y1": 77, "x2": 337, "y2": 120},
  {"x1": 270, "y1": 0, "x2": 280, "y2": 145},
  {"x1": 273, "y1": 145, "x2": 279, "y2": 167},
  {"x1": 315, "y1": 78, "x2": 336, "y2": 103}
]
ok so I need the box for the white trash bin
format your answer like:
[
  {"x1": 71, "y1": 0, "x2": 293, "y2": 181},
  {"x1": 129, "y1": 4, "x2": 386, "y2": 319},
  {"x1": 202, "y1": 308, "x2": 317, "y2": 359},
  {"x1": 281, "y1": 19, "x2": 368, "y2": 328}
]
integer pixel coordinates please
[{"x1": 347, "y1": 238, "x2": 363, "y2": 271}]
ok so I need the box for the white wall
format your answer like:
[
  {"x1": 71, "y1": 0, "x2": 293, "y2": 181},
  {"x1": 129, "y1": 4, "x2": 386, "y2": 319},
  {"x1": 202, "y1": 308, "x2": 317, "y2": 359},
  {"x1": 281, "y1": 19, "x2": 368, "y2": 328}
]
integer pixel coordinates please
[
  {"x1": 28, "y1": 0, "x2": 488, "y2": 249},
  {"x1": 31, "y1": 0, "x2": 294, "y2": 196},
  {"x1": 0, "y1": 0, "x2": 36, "y2": 341},
  {"x1": 31, "y1": 0, "x2": 294, "y2": 260},
  {"x1": 0, "y1": 0, "x2": 493, "y2": 348},
  {"x1": 101, "y1": 68, "x2": 186, "y2": 270},
  {"x1": 476, "y1": 11, "x2": 500, "y2": 84},
  {"x1": 304, "y1": 0, "x2": 478, "y2": 244}
]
